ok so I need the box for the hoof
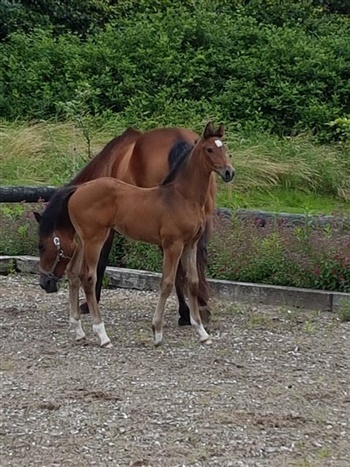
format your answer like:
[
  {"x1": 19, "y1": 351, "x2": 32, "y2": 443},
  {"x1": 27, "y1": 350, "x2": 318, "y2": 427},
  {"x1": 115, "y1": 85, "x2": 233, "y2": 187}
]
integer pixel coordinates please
[
  {"x1": 76, "y1": 335, "x2": 86, "y2": 342},
  {"x1": 199, "y1": 306, "x2": 211, "y2": 325},
  {"x1": 201, "y1": 337, "x2": 212, "y2": 345},
  {"x1": 101, "y1": 341, "x2": 113, "y2": 349},
  {"x1": 152, "y1": 326, "x2": 163, "y2": 347},
  {"x1": 178, "y1": 316, "x2": 191, "y2": 327},
  {"x1": 80, "y1": 302, "x2": 90, "y2": 315}
]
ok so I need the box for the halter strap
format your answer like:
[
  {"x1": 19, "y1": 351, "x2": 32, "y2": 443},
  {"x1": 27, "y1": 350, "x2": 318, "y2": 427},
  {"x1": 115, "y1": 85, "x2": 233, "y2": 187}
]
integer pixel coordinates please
[{"x1": 39, "y1": 233, "x2": 71, "y2": 280}]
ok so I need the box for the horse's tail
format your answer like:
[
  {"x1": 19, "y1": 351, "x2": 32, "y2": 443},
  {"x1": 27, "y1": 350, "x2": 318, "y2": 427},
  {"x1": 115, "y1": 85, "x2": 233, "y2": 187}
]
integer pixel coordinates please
[{"x1": 39, "y1": 185, "x2": 78, "y2": 237}]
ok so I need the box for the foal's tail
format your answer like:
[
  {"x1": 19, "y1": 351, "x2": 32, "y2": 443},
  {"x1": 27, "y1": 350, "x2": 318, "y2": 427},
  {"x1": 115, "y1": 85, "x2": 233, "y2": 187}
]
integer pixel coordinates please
[{"x1": 39, "y1": 185, "x2": 78, "y2": 236}]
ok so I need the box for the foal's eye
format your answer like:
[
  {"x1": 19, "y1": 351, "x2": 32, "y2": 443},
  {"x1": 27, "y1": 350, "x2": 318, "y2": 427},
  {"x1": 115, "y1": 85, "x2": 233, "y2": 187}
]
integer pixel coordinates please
[{"x1": 206, "y1": 147, "x2": 213, "y2": 153}]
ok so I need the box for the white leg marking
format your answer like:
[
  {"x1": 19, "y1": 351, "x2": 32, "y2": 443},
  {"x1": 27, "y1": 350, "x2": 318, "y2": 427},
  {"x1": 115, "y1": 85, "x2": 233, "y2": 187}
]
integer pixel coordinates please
[
  {"x1": 93, "y1": 322, "x2": 112, "y2": 348},
  {"x1": 192, "y1": 320, "x2": 212, "y2": 344},
  {"x1": 153, "y1": 330, "x2": 163, "y2": 347},
  {"x1": 69, "y1": 317, "x2": 86, "y2": 341}
]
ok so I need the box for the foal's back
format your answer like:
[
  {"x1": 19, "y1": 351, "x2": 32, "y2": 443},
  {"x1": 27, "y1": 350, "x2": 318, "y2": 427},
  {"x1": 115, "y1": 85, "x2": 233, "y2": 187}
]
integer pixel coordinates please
[{"x1": 68, "y1": 176, "x2": 202, "y2": 246}]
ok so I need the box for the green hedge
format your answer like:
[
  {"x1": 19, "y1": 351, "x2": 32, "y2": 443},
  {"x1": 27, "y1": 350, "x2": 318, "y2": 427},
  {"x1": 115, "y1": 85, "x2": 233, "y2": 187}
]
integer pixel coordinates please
[{"x1": 1, "y1": 1, "x2": 349, "y2": 140}]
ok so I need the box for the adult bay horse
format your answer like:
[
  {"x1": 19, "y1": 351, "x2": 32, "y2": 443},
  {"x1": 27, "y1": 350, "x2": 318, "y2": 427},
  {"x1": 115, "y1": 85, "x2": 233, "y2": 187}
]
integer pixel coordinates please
[
  {"x1": 35, "y1": 125, "x2": 218, "y2": 326},
  {"x1": 39, "y1": 122, "x2": 234, "y2": 347}
]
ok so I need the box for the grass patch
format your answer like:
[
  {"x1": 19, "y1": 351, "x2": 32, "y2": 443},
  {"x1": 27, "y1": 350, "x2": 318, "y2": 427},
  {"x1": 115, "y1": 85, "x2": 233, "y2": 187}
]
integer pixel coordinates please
[
  {"x1": 0, "y1": 119, "x2": 126, "y2": 185},
  {"x1": 216, "y1": 187, "x2": 350, "y2": 215},
  {"x1": 1, "y1": 120, "x2": 350, "y2": 213},
  {"x1": 337, "y1": 299, "x2": 350, "y2": 322}
]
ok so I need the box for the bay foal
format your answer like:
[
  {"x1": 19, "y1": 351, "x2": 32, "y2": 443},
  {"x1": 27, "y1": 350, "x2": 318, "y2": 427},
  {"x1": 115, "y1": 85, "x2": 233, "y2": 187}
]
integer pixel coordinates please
[
  {"x1": 49, "y1": 122, "x2": 234, "y2": 347},
  {"x1": 36, "y1": 126, "x2": 215, "y2": 326}
]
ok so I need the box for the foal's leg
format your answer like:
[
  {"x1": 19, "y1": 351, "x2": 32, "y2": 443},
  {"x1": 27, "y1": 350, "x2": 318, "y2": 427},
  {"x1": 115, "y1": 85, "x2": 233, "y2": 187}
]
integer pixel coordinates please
[
  {"x1": 181, "y1": 246, "x2": 211, "y2": 344},
  {"x1": 160, "y1": 246, "x2": 191, "y2": 327},
  {"x1": 176, "y1": 221, "x2": 212, "y2": 327},
  {"x1": 80, "y1": 229, "x2": 115, "y2": 315},
  {"x1": 152, "y1": 242, "x2": 183, "y2": 346},
  {"x1": 80, "y1": 235, "x2": 112, "y2": 348},
  {"x1": 66, "y1": 247, "x2": 86, "y2": 341}
]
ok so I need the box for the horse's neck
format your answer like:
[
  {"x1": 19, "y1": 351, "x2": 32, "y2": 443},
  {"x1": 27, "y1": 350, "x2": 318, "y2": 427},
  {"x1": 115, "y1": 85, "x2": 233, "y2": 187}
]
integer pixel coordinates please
[{"x1": 174, "y1": 146, "x2": 211, "y2": 207}]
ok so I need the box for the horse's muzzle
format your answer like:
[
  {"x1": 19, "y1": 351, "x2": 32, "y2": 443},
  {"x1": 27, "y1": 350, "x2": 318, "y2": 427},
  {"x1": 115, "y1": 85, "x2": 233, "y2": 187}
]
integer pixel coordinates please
[
  {"x1": 39, "y1": 275, "x2": 61, "y2": 293},
  {"x1": 218, "y1": 166, "x2": 235, "y2": 182}
]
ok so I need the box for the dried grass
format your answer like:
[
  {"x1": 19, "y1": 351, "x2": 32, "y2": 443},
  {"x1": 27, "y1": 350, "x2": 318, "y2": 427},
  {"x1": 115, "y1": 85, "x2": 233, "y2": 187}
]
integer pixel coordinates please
[{"x1": 1, "y1": 121, "x2": 349, "y2": 200}]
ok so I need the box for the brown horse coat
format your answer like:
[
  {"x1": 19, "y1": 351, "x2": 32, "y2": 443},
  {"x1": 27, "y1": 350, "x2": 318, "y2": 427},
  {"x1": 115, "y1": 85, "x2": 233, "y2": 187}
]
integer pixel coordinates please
[
  {"x1": 36, "y1": 126, "x2": 217, "y2": 325},
  {"x1": 62, "y1": 122, "x2": 234, "y2": 347}
]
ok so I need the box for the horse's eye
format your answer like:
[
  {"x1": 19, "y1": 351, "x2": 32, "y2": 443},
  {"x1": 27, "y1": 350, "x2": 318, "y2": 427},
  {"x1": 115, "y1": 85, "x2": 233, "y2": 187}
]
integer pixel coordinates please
[
  {"x1": 39, "y1": 244, "x2": 45, "y2": 253},
  {"x1": 206, "y1": 147, "x2": 213, "y2": 153}
]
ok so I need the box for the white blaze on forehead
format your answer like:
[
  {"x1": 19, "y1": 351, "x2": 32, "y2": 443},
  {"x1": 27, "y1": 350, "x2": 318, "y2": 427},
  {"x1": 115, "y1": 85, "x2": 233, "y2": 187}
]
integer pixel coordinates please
[{"x1": 215, "y1": 139, "x2": 223, "y2": 147}]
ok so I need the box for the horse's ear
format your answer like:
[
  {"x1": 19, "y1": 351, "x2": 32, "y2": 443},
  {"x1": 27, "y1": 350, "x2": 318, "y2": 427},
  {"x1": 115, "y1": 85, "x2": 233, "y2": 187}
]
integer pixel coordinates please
[
  {"x1": 33, "y1": 211, "x2": 42, "y2": 223},
  {"x1": 216, "y1": 124, "x2": 225, "y2": 138},
  {"x1": 203, "y1": 121, "x2": 214, "y2": 138}
]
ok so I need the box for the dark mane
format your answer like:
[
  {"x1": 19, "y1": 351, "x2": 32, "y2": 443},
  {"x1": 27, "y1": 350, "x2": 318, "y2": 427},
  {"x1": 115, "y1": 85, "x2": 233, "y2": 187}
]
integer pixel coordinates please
[
  {"x1": 69, "y1": 128, "x2": 142, "y2": 185},
  {"x1": 39, "y1": 186, "x2": 77, "y2": 237},
  {"x1": 161, "y1": 140, "x2": 193, "y2": 185}
]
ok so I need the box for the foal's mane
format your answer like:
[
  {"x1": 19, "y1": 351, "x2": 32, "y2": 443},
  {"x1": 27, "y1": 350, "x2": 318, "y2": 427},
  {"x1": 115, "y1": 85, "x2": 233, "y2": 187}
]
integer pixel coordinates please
[
  {"x1": 39, "y1": 186, "x2": 77, "y2": 237},
  {"x1": 161, "y1": 124, "x2": 223, "y2": 186},
  {"x1": 161, "y1": 140, "x2": 193, "y2": 185},
  {"x1": 70, "y1": 127, "x2": 142, "y2": 185}
]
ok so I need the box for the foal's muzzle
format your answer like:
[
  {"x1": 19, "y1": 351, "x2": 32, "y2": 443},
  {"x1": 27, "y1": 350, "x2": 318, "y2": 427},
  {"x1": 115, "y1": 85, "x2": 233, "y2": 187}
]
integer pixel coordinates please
[
  {"x1": 38, "y1": 233, "x2": 70, "y2": 294},
  {"x1": 39, "y1": 275, "x2": 61, "y2": 293},
  {"x1": 218, "y1": 165, "x2": 235, "y2": 182}
]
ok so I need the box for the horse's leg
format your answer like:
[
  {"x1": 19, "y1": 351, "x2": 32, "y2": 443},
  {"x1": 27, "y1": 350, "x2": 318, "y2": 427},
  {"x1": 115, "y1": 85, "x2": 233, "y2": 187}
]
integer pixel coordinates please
[
  {"x1": 176, "y1": 218, "x2": 214, "y2": 327},
  {"x1": 159, "y1": 245, "x2": 190, "y2": 327},
  {"x1": 196, "y1": 220, "x2": 212, "y2": 325},
  {"x1": 80, "y1": 229, "x2": 115, "y2": 315},
  {"x1": 181, "y1": 245, "x2": 211, "y2": 344},
  {"x1": 66, "y1": 247, "x2": 86, "y2": 342},
  {"x1": 152, "y1": 242, "x2": 183, "y2": 346},
  {"x1": 175, "y1": 262, "x2": 191, "y2": 327},
  {"x1": 80, "y1": 234, "x2": 112, "y2": 348}
]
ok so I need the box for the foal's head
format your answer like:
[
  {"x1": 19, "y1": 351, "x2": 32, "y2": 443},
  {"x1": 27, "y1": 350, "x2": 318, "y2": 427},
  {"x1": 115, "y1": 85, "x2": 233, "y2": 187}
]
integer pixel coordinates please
[
  {"x1": 197, "y1": 122, "x2": 235, "y2": 182},
  {"x1": 34, "y1": 187, "x2": 76, "y2": 293}
]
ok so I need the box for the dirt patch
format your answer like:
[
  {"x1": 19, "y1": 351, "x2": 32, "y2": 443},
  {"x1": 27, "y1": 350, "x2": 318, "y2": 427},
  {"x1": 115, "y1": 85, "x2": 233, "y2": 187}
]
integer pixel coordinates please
[{"x1": 1, "y1": 274, "x2": 349, "y2": 466}]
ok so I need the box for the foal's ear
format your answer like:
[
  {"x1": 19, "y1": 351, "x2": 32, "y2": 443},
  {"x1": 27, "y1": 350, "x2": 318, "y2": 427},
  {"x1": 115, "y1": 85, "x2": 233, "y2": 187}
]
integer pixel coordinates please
[
  {"x1": 33, "y1": 211, "x2": 42, "y2": 223},
  {"x1": 203, "y1": 121, "x2": 214, "y2": 138},
  {"x1": 216, "y1": 124, "x2": 225, "y2": 138}
]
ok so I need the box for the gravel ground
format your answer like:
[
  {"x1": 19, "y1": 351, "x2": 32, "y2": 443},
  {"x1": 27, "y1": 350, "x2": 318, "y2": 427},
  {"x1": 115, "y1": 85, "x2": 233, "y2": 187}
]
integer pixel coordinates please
[{"x1": 1, "y1": 274, "x2": 349, "y2": 467}]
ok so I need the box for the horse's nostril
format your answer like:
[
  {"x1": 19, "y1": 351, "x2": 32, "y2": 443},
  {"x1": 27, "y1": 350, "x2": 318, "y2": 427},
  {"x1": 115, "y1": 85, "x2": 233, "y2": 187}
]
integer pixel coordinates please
[{"x1": 225, "y1": 168, "x2": 234, "y2": 181}]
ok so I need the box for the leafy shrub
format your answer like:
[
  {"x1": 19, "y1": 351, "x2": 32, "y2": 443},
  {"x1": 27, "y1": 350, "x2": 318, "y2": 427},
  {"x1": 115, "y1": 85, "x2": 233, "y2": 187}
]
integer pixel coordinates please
[
  {"x1": 327, "y1": 117, "x2": 350, "y2": 143},
  {"x1": 1, "y1": 204, "x2": 349, "y2": 292},
  {"x1": 0, "y1": 204, "x2": 39, "y2": 257},
  {"x1": 0, "y1": 0, "x2": 120, "y2": 40},
  {"x1": 207, "y1": 214, "x2": 350, "y2": 292},
  {"x1": 1, "y1": 1, "x2": 349, "y2": 140},
  {"x1": 122, "y1": 241, "x2": 162, "y2": 273}
]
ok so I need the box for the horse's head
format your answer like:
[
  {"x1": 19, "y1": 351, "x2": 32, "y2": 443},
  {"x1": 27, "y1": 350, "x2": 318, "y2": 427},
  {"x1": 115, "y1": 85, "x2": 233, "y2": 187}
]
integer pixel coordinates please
[
  {"x1": 199, "y1": 122, "x2": 235, "y2": 182},
  {"x1": 34, "y1": 211, "x2": 74, "y2": 293}
]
